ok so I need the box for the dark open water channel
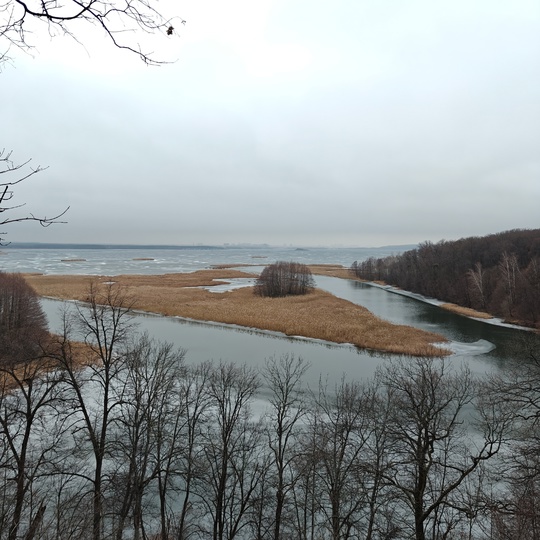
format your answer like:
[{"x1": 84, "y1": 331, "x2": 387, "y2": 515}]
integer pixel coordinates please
[{"x1": 41, "y1": 275, "x2": 537, "y2": 389}]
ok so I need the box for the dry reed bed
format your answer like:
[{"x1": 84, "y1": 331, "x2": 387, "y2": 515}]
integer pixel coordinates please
[
  {"x1": 440, "y1": 303, "x2": 494, "y2": 320},
  {"x1": 25, "y1": 271, "x2": 450, "y2": 357},
  {"x1": 309, "y1": 264, "x2": 354, "y2": 280},
  {"x1": 212, "y1": 263, "x2": 353, "y2": 280}
]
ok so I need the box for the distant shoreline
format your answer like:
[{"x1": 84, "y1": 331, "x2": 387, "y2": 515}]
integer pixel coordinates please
[
  {"x1": 5, "y1": 242, "x2": 226, "y2": 250},
  {"x1": 4, "y1": 242, "x2": 417, "y2": 251}
]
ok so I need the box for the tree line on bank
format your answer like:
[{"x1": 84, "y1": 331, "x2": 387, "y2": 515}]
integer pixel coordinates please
[
  {"x1": 1, "y1": 275, "x2": 540, "y2": 540},
  {"x1": 350, "y1": 229, "x2": 540, "y2": 328}
]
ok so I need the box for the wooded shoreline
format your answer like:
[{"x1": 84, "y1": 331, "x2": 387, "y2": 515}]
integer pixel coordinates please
[{"x1": 24, "y1": 267, "x2": 450, "y2": 357}]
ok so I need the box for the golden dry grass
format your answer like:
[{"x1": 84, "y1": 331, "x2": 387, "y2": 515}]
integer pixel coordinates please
[
  {"x1": 439, "y1": 303, "x2": 494, "y2": 320},
  {"x1": 309, "y1": 264, "x2": 355, "y2": 280},
  {"x1": 212, "y1": 263, "x2": 354, "y2": 280},
  {"x1": 25, "y1": 271, "x2": 450, "y2": 357}
]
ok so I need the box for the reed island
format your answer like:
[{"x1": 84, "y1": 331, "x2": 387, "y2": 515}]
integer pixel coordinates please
[{"x1": 25, "y1": 266, "x2": 450, "y2": 357}]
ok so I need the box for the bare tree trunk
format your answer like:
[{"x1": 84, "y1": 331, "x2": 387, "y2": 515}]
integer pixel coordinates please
[
  {"x1": 177, "y1": 362, "x2": 213, "y2": 540},
  {"x1": 0, "y1": 363, "x2": 62, "y2": 540},
  {"x1": 53, "y1": 283, "x2": 134, "y2": 540},
  {"x1": 263, "y1": 354, "x2": 309, "y2": 540},
  {"x1": 468, "y1": 262, "x2": 487, "y2": 310},
  {"x1": 196, "y1": 362, "x2": 260, "y2": 540},
  {"x1": 499, "y1": 252, "x2": 520, "y2": 317},
  {"x1": 24, "y1": 503, "x2": 46, "y2": 540}
]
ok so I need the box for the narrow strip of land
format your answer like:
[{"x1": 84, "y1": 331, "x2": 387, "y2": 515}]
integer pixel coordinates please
[{"x1": 24, "y1": 269, "x2": 450, "y2": 357}]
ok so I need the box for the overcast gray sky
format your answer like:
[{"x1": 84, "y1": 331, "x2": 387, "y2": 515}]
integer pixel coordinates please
[{"x1": 2, "y1": 0, "x2": 539, "y2": 247}]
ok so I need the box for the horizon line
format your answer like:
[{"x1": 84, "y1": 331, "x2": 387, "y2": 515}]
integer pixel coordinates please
[{"x1": 3, "y1": 241, "x2": 418, "y2": 250}]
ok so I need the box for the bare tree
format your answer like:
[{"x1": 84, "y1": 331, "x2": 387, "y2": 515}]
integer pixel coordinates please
[
  {"x1": 490, "y1": 446, "x2": 540, "y2": 540},
  {"x1": 262, "y1": 354, "x2": 309, "y2": 540},
  {"x1": 467, "y1": 262, "x2": 487, "y2": 311},
  {"x1": 290, "y1": 411, "x2": 324, "y2": 540},
  {"x1": 0, "y1": 359, "x2": 64, "y2": 540},
  {"x1": 486, "y1": 337, "x2": 540, "y2": 538},
  {"x1": 499, "y1": 252, "x2": 521, "y2": 317},
  {"x1": 174, "y1": 361, "x2": 214, "y2": 540},
  {"x1": 523, "y1": 257, "x2": 540, "y2": 323},
  {"x1": 52, "y1": 282, "x2": 134, "y2": 540},
  {"x1": 1, "y1": 0, "x2": 182, "y2": 242},
  {"x1": 195, "y1": 362, "x2": 263, "y2": 540},
  {"x1": 113, "y1": 334, "x2": 187, "y2": 540},
  {"x1": 378, "y1": 357, "x2": 511, "y2": 540},
  {"x1": 361, "y1": 384, "x2": 401, "y2": 540},
  {"x1": 310, "y1": 377, "x2": 373, "y2": 540}
]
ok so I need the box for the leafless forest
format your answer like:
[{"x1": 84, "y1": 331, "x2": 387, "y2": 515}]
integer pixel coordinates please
[{"x1": 351, "y1": 229, "x2": 540, "y2": 328}]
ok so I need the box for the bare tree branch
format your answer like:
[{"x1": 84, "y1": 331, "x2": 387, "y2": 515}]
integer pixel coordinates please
[
  {"x1": 2, "y1": 0, "x2": 184, "y2": 242},
  {"x1": 2, "y1": 0, "x2": 184, "y2": 66},
  {"x1": 0, "y1": 149, "x2": 69, "y2": 244}
]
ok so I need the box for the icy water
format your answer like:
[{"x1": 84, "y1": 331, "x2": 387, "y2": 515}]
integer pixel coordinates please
[
  {"x1": 0, "y1": 244, "x2": 409, "y2": 275},
  {"x1": 15, "y1": 244, "x2": 536, "y2": 388}
]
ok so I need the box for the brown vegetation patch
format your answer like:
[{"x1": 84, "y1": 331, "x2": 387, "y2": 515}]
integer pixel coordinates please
[
  {"x1": 25, "y1": 269, "x2": 252, "y2": 298},
  {"x1": 309, "y1": 265, "x2": 353, "y2": 280},
  {"x1": 25, "y1": 270, "x2": 449, "y2": 357},
  {"x1": 0, "y1": 336, "x2": 95, "y2": 392},
  {"x1": 440, "y1": 303, "x2": 494, "y2": 320}
]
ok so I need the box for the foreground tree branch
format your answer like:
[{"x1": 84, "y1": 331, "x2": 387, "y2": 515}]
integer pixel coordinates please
[
  {"x1": 2, "y1": 0, "x2": 183, "y2": 242},
  {"x1": 2, "y1": 0, "x2": 182, "y2": 65},
  {"x1": 0, "y1": 149, "x2": 69, "y2": 244}
]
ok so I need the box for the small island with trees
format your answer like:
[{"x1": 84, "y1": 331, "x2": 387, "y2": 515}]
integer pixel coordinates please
[{"x1": 255, "y1": 261, "x2": 315, "y2": 297}]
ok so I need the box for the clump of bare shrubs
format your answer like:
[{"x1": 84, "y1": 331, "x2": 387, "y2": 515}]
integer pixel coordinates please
[{"x1": 255, "y1": 261, "x2": 315, "y2": 298}]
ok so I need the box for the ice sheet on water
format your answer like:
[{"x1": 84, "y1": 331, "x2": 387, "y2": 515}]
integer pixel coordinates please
[
  {"x1": 445, "y1": 339, "x2": 496, "y2": 356},
  {"x1": 201, "y1": 278, "x2": 257, "y2": 293},
  {"x1": 1, "y1": 245, "x2": 410, "y2": 275},
  {"x1": 370, "y1": 283, "x2": 533, "y2": 332}
]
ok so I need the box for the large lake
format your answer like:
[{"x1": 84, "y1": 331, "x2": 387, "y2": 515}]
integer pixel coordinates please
[{"x1": 0, "y1": 244, "x2": 409, "y2": 275}]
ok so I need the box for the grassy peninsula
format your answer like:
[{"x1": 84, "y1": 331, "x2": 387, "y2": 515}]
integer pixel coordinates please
[{"x1": 25, "y1": 269, "x2": 450, "y2": 357}]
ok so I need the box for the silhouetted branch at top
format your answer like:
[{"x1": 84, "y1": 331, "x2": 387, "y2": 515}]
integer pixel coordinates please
[
  {"x1": 0, "y1": 149, "x2": 69, "y2": 244},
  {"x1": 1, "y1": 0, "x2": 184, "y2": 66}
]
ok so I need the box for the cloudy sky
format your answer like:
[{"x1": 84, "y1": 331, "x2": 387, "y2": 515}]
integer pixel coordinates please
[{"x1": 2, "y1": 0, "x2": 539, "y2": 247}]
